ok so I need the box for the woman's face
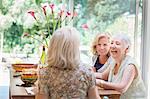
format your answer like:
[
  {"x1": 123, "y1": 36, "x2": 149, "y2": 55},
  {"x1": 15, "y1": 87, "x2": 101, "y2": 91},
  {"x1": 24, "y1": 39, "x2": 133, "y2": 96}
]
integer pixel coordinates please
[
  {"x1": 110, "y1": 37, "x2": 127, "y2": 60},
  {"x1": 96, "y1": 37, "x2": 110, "y2": 56}
]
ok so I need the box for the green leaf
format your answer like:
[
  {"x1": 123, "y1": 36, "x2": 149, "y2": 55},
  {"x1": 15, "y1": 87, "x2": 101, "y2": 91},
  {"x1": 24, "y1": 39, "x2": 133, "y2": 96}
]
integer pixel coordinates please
[{"x1": 35, "y1": 0, "x2": 42, "y2": 6}]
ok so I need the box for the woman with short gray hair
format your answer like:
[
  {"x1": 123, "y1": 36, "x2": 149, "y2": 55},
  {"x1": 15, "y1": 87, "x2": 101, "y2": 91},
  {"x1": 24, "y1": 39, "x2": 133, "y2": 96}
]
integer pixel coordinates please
[{"x1": 95, "y1": 33, "x2": 146, "y2": 99}]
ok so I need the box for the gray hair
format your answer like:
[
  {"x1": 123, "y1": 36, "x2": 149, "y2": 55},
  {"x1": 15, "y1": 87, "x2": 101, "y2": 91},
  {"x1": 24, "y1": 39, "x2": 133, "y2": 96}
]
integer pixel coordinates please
[{"x1": 113, "y1": 33, "x2": 131, "y2": 51}]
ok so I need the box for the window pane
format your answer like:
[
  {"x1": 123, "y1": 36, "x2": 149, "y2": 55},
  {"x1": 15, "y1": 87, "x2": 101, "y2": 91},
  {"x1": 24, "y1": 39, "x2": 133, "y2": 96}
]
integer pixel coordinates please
[{"x1": 74, "y1": 0, "x2": 142, "y2": 65}]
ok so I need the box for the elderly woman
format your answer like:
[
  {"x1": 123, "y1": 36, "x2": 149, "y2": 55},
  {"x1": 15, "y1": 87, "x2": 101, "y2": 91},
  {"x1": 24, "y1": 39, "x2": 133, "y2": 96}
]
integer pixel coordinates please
[
  {"x1": 36, "y1": 26, "x2": 101, "y2": 99},
  {"x1": 95, "y1": 34, "x2": 146, "y2": 99},
  {"x1": 91, "y1": 33, "x2": 112, "y2": 72}
]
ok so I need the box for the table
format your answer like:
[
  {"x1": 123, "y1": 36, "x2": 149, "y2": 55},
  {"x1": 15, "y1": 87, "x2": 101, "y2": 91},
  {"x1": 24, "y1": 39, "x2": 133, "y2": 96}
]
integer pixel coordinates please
[
  {"x1": 98, "y1": 87, "x2": 121, "y2": 99},
  {"x1": 10, "y1": 72, "x2": 36, "y2": 99},
  {"x1": 11, "y1": 75, "x2": 121, "y2": 99}
]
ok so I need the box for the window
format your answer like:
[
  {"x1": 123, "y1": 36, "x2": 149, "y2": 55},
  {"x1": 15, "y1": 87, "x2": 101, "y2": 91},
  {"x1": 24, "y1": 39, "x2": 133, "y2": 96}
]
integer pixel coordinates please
[{"x1": 73, "y1": 0, "x2": 142, "y2": 66}]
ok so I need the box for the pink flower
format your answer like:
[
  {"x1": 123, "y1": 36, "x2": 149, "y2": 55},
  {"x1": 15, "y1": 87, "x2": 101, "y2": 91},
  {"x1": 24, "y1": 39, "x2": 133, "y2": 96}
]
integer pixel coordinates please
[
  {"x1": 26, "y1": 3, "x2": 78, "y2": 47},
  {"x1": 42, "y1": 5, "x2": 47, "y2": 16},
  {"x1": 49, "y1": 4, "x2": 54, "y2": 14},
  {"x1": 81, "y1": 24, "x2": 89, "y2": 29},
  {"x1": 23, "y1": 32, "x2": 30, "y2": 37},
  {"x1": 28, "y1": 11, "x2": 37, "y2": 20},
  {"x1": 66, "y1": 11, "x2": 71, "y2": 16},
  {"x1": 58, "y1": 10, "x2": 64, "y2": 17}
]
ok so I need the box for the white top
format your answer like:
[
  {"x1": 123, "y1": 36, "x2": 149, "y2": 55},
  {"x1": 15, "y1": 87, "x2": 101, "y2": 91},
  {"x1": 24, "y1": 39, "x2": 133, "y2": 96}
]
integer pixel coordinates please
[
  {"x1": 108, "y1": 55, "x2": 146, "y2": 99},
  {"x1": 91, "y1": 55, "x2": 112, "y2": 73}
]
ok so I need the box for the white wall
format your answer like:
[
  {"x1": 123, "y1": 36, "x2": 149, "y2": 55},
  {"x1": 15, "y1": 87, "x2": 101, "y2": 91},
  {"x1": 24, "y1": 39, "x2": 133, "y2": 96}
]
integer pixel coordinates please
[{"x1": 141, "y1": 0, "x2": 150, "y2": 98}]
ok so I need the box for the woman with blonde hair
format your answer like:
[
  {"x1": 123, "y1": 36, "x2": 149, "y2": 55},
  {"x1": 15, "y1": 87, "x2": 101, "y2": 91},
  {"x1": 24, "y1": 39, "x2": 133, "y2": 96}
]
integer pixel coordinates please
[
  {"x1": 91, "y1": 33, "x2": 112, "y2": 72},
  {"x1": 37, "y1": 26, "x2": 101, "y2": 99}
]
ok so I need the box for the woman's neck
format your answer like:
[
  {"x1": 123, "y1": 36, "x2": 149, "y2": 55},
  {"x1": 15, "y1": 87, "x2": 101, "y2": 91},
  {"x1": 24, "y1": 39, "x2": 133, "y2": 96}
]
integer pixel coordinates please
[
  {"x1": 114, "y1": 63, "x2": 120, "y2": 75},
  {"x1": 99, "y1": 55, "x2": 109, "y2": 64},
  {"x1": 115, "y1": 55, "x2": 126, "y2": 65},
  {"x1": 114, "y1": 55, "x2": 126, "y2": 75}
]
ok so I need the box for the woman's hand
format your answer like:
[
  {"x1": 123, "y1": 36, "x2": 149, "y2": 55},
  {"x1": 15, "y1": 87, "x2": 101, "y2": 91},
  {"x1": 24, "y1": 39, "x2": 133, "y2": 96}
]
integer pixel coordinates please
[
  {"x1": 92, "y1": 67, "x2": 96, "y2": 72},
  {"x1": 96, "y1": 79, "x2": 105, "y2": 88},
  {"x1": 89, "y1": 66, "x2": 96, "y2": 72}
]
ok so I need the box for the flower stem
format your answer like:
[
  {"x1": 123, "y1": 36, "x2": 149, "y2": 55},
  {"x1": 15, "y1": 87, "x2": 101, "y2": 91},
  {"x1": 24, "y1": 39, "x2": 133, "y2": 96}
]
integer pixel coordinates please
[
  {"x1": 52, "y1": 13, "x2": 56, "y2": 34},
  {"x1": 29, "y1": 35, "x2": 45, "y2": 46},
  {"x1": 45, "y1": 14, "x2": 51, "y2": 39}
]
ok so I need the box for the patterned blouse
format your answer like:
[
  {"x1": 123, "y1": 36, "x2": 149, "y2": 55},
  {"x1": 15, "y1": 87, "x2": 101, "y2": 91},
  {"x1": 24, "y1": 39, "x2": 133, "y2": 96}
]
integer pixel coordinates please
[{"x1": 38, "y1": 64, "x2": 96, "y2": 99}]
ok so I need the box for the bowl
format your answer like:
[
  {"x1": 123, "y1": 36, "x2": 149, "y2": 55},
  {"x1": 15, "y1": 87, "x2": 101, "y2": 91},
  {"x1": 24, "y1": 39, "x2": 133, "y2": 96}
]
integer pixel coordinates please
[
  {"x1": 12, "y1": 63, "x2": 38, "y2": 72},
  {"x1": 21, "y1": 69, "x2": 38, "y2": 86}
]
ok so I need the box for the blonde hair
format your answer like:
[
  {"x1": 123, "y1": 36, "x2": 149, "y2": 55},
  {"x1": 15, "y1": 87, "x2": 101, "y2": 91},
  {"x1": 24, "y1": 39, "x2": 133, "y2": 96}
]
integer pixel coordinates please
[
  {"x1": 91, "y1": 33, "x2": 111, "y2": 55},
  {"x1": 47, "y1": 26, "x2": 80, "y2": 70}
]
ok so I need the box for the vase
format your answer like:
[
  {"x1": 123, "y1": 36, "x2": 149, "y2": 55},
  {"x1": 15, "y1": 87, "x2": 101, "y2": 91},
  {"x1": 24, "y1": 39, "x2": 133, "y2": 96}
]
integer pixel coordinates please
[
  {"x1": 40, "y1": 46, "x2": 46, "y2": 64},
  {"x1": 39, "y1": 46, "x2": 47, "y2": 68}
]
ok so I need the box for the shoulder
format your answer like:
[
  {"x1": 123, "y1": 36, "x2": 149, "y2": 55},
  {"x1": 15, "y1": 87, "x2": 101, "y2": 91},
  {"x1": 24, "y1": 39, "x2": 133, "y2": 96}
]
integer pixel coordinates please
[
  {"x1": 107, "y1": 56, "x2": 114, "y2": 62},
  {"x1": 125, "y1": 55, "x2": 139, "y2": 70},
  {"x1": 38, "y1": 67, "x2": 50, "y2": 82},
  {"x1": 122, "y1": 55, "x2": 140, "y2": 77},
  {"x1": 90, "y1": 55, "x2": 98, "y2": 66},
  {"x1": 92, "y1": 55, "x2": 98, "y2": 62},
  {"x1": 124, "y1": 64, "x2": 137, "y2": 74},
  {"x1": 104, "y1": 56, "x2": 115, "y2": 65},
  {"x1": 39, "y1": 67, "x2": 50, "y2": 75},
  {"x1": 104, "y1": 56, "x2": 114, "y2": 66},
  {"x1": 98, "y1": 56, "x2": 115, "y2": 72},
  {"x1": 79, "y1": 63, "x2": 93, "y2": 74},
  {"x1": 79, "y1": 63, "x2": 95, "y2": 81}
]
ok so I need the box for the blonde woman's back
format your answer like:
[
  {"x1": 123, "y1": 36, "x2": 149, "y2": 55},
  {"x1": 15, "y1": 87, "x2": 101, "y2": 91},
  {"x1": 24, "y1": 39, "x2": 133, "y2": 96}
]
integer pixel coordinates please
[
  {"x1": 37, "y1": 26, "x2": 101, "y2": 99},
  {"x1": 38, "y1": 64, "x2": 96, "y2": 99}
]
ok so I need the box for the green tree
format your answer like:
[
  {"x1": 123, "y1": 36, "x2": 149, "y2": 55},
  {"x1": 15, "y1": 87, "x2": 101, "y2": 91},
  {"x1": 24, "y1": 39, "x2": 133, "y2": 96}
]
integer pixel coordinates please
[
  {"x1": 87, "y1": 0, "x2": 133, "y2": 32},
  {"x1": 0, "y1": 0, "x2": 67, "y2": 53},
  {"x1": 73, "y1": 0, "x2": 136, "y2": 46},
  {"x1": 3, "y1": 22, "x2": 23, "y2": 52},
  {"x1": 1, "y1": 0, "x2": 37, "y2": 52}
]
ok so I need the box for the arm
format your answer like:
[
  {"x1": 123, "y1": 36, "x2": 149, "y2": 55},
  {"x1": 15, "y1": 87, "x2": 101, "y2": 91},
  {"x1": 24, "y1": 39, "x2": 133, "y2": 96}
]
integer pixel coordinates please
[
  {"x1": 36, "y1": 67, "x2": 49, "y2": 99},
  {"x1": 97, "y1": 64, "x2": 137, "y2": 93},
  {"x1": 36, "y1": 93, "x2": 49, "y2": 99},
  {"x1": 35, "y1": 81, "x2": 48, "y2": 99},
  {"x1": 94, "y1": 66, "x2": 110, "y2": 80},
  {"x1": 92, "y1": 66, "x2": 96, "y2": 72},
  {"x1": 88, "y1": 85, "x2": 101, "y2": 99}
]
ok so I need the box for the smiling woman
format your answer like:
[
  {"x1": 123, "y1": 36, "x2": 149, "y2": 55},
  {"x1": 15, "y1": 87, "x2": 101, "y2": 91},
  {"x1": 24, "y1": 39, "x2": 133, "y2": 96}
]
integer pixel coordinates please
[
  {"x1": 95, "y1": 33, "x2": 146, "y2": 99},
  {"x1": 91, "y1": 33, "x2": 111, "y2": 73}
]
